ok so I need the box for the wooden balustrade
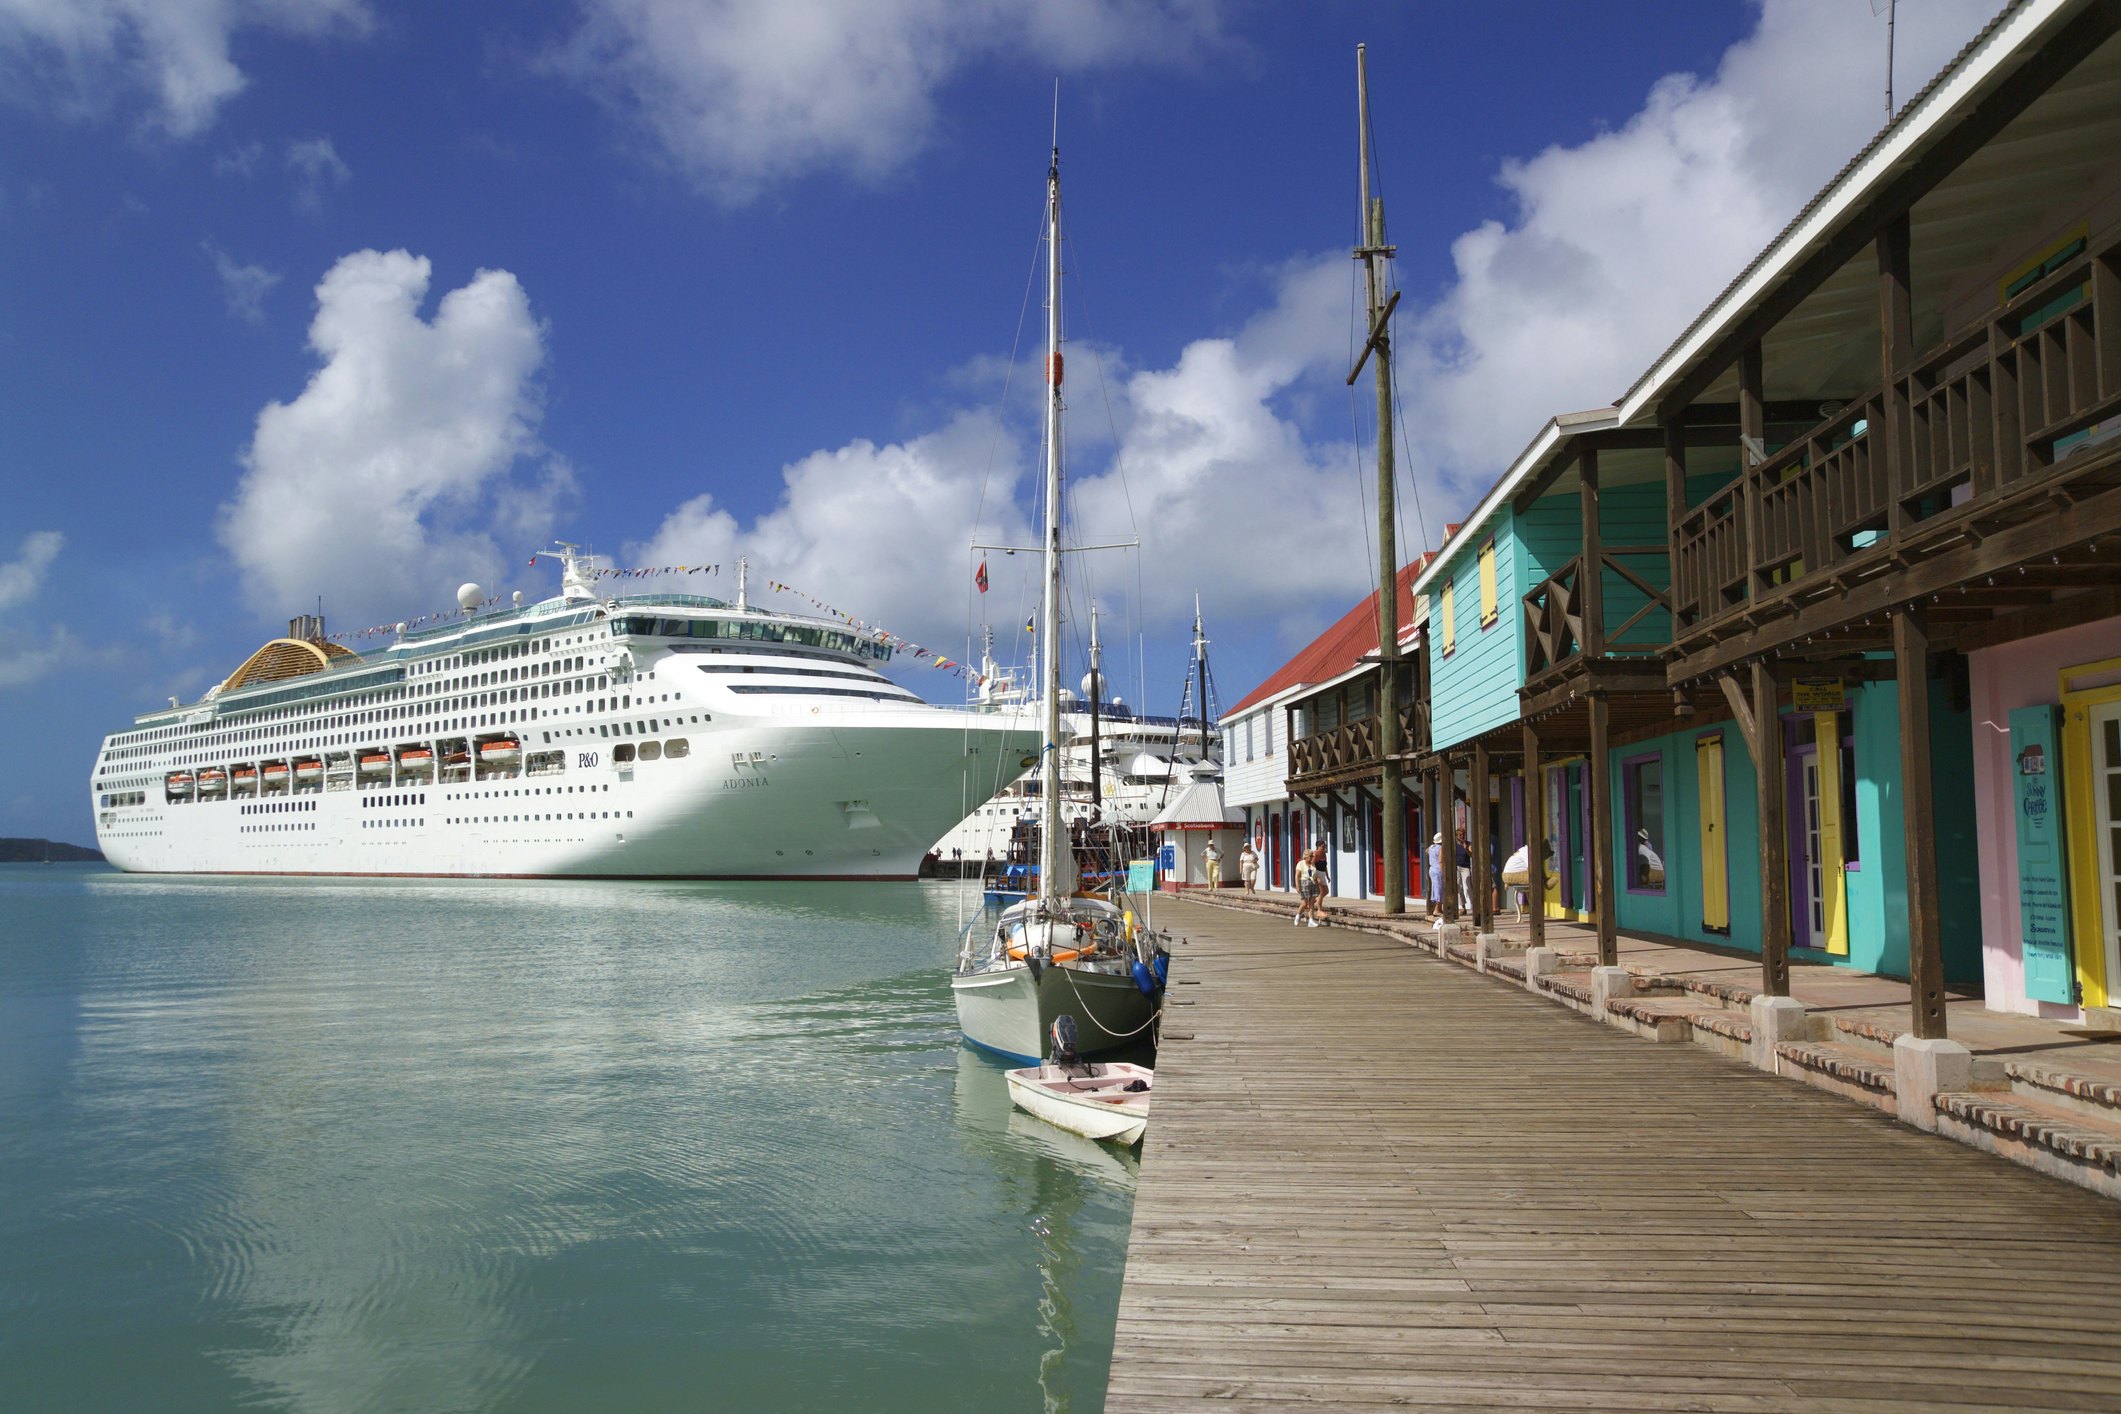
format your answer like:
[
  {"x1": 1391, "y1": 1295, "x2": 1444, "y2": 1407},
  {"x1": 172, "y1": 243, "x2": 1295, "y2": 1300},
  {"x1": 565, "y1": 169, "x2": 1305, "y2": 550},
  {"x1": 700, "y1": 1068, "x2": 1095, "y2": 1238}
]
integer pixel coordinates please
[
  {"x1": 1671, "y1": 234, "x2": 2121, "y2": 633},
  {"x1": 1288, "y1": 702, "x2": 1424, "y2": 784},
  {"x1": 1522, "y1": 549, "x2": 1673, "y2": 678}
]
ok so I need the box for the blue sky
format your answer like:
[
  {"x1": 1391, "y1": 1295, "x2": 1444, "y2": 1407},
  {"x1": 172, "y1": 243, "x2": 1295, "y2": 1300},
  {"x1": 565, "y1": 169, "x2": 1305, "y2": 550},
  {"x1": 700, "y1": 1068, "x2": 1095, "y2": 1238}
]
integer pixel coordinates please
[{"x1": 1, "y1": 0, "x2": 2000, "y2": 845}]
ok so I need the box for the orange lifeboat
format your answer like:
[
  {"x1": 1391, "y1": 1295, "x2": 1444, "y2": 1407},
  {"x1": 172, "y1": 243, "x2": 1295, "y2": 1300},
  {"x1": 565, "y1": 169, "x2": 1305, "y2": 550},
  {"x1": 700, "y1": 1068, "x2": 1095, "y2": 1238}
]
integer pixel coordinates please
[
  {"x1": 197, "y1": 767, "x2": 227, "y2": 795},
  {"x1": 166, "y1": 771, "x2": 194, "y2": 797},
  {"x1": 293, "y1": 757, "x2": 323, "y2": 782},
  {"x1": 478, "y1": 737, "x2": 521, "y2": 767},
  {"x1": 357, "y1": 752, "x2": 391, "y2": 777}
]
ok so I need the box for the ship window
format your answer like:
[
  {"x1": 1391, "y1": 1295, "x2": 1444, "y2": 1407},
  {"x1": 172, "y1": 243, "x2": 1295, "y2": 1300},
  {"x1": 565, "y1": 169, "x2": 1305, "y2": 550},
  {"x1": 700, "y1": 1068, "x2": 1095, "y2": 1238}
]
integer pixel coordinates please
[
  {"x1": 613, "y1": 743, "x2": 636, "y2": 763},
  {"x1": 638, "y1": 740, "x2": 662, "y2": 761},
  {"x1": 666, "y1": 738, "x2": 689, "y2": 758}
]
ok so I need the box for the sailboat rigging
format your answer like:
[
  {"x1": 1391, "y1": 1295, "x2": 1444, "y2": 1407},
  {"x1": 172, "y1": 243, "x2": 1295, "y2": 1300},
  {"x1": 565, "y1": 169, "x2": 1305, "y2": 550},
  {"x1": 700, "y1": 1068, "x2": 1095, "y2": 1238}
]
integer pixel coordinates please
[{"x1": 951, "y1": 142, "x2": 1166, "y2": 1064}]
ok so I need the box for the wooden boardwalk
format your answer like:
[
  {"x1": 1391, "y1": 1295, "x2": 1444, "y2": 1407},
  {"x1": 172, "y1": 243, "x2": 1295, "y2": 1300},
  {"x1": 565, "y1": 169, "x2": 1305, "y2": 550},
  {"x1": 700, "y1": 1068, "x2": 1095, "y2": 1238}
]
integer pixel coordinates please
[{"x1": 1107, "y1": 899, "x2": 2121, "y2": 1412}]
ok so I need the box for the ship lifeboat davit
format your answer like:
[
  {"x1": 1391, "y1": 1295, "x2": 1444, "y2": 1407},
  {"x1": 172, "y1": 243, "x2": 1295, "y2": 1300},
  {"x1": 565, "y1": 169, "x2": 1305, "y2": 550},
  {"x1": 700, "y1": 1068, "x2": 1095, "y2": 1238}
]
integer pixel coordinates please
[
  {"x1": 166, "y1": 771, "x2": 194, "y2": 797},
  {"x1": 478, "y1": 737, "x2": 521, "y2": 767},
  {"x1": 197, "y1": 767, "x2": 227, "y2": 795},
  {"x1": 293, "y1": 757, "x2": 323, "y2": 782}
]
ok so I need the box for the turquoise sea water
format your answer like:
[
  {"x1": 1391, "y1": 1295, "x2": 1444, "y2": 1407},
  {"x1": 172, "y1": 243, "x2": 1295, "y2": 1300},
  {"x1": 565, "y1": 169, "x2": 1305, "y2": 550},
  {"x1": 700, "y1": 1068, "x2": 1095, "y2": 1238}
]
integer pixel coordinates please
[{"x1": 0, "y1": 865, "x2": 1135, "y2": 1412}]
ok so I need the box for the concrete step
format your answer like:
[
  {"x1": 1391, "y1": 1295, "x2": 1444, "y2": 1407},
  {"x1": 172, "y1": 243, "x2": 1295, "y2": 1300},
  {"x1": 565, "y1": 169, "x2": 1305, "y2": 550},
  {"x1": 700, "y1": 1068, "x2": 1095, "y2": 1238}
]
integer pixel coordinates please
[
  {"x1": 1825, "y1": 1012, "x2": 1903, "y2": 1057},
  {"x1": 2004, "y1": 1061, "x2": 2121, "y2": 1125},
  {"x1": 1934, "y1": 1089, "x2": 2121, "y2": 1200},
  {"x1": 1773, "y1": 1039, "x2": 1896, "y2": 1115}
]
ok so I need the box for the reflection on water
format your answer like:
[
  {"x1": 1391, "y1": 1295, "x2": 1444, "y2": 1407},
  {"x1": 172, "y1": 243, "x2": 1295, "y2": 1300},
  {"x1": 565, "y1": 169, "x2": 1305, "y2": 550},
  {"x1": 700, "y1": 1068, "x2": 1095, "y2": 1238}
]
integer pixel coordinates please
[{"x1": 0, "y1": 867, "x2": 1134, "y2": 1412}]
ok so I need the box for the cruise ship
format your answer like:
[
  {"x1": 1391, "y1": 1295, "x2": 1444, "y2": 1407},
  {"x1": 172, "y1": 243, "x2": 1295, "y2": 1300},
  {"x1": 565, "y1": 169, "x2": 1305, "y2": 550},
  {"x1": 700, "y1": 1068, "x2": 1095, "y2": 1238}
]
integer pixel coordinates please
[{"x1": 90, "y1": 548, "x2": 1039, "y2": 879}]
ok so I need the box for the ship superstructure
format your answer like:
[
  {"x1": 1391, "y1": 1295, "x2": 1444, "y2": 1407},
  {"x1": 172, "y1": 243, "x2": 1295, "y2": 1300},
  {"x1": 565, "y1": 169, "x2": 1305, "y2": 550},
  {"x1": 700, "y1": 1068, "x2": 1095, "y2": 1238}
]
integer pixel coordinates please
[{"x1": 90, "y1": 548, "x2": 1038, "y2": 879}]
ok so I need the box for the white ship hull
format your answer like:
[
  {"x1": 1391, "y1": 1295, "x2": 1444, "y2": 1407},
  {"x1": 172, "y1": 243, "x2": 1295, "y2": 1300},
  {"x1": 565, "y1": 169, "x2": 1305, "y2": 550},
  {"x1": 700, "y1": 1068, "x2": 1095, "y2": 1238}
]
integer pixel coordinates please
[{"x1": 90, "y1": 576, "x2": 1039, "y2": 881}]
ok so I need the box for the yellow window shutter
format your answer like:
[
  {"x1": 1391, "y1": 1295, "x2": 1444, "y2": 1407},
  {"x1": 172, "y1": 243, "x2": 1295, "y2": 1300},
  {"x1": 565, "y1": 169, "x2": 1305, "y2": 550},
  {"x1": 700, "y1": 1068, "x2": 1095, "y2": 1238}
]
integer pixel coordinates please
[
  {"x1": 1479, "y1": 541, "x2": 1498, "y2": 626},
  {"x1": 1441, "y1": 581, "x2": 1456, "y2": 655}
]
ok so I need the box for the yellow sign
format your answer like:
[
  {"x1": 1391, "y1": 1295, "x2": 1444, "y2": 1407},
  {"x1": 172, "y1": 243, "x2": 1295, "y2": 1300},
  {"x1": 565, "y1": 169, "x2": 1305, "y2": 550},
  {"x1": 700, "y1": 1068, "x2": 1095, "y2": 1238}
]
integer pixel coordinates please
[{"x1": 1793, "y1": 677, "x2": 1845, "y2": 712}]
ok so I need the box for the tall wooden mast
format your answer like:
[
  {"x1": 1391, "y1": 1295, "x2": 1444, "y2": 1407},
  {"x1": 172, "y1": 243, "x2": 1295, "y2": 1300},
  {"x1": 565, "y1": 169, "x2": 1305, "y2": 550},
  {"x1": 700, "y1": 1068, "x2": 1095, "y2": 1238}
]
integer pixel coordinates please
[
  {"x1": 1351, "y1": 44, "x2": 1406, "y2": 914},
  {"x1": 1038, "y1": 144, "x2": 1067, "y2": 907}
]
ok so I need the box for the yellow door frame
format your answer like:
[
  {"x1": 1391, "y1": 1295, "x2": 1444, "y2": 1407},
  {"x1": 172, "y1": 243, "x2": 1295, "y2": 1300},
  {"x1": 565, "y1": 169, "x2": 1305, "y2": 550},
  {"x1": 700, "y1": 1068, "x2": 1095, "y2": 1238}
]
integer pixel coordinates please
[
  {"x1": 2059, "y1": 654, "x2": 2121, "y2": 1010},
  {"x1": 1697, "y1": 734, "x2": 1730, "y2": 933},
  {"x1": 1813, "y1": 711, "x2": 1849, "y2": 956}
]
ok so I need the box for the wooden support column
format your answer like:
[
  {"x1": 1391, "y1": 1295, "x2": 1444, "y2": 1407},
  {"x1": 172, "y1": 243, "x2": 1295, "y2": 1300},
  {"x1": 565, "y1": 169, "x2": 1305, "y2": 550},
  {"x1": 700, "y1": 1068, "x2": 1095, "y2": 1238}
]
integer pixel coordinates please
[
  {"x1": 1896, "y1": 606, "x2": 1947, "y2": 1038},
  {"x1": 1663, "y1": 417, "x2": 1689, "y2": 627},
  {"x1": 1522, "y1": 720, "x2": 1546, "y2": 949},
  {"x1": 1739, "y1": 342, "x2": 1767, "y2": 600},
  {"x1": 1878, "y1": 212, "x2": 1914, "y2": 534},
  {"x1": 1471, "y1": 740, "x2": 1492, "y2": 932},
  {"x1": 1579, "y1": 446, "x2": 1605, "y2": 658},
  {"x1": 1587, "y1": 694, "x2": 1617, "y2": 967},
  {"x1": 1439, "y1": 756, "x2": 1460, "y2": 923},
  {"x1": 1753, "y1": 659, "x2": 1791, "y2": 996}
]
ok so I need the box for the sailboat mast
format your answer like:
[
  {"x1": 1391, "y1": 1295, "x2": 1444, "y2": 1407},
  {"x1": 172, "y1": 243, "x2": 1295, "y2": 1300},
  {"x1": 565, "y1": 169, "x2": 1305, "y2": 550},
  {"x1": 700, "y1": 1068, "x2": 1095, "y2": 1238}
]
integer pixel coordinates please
[
  {"x1": 1039, "y1": 147, "x2": 1067, "y2": 903},
  {"x1": 1193, "y1": 596, "x2": 1210, "y2": 761},
  {"x1": 1088, "y1": 602, "x2": 1102, "y2": 811},
  {"x1": 1357, "y1": 44, "x2": 1407, "y2": 914}
]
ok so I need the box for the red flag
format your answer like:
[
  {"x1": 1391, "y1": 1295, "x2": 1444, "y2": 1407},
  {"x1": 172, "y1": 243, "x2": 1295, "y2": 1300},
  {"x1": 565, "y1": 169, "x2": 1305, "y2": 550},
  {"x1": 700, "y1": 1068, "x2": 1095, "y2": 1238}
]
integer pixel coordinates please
[
  {"x1": 975, "y1": 558, "x2": 988, "y2": 594},
  {"x1": 527, "y1": 557, "x2": 536, "y2": 566}
]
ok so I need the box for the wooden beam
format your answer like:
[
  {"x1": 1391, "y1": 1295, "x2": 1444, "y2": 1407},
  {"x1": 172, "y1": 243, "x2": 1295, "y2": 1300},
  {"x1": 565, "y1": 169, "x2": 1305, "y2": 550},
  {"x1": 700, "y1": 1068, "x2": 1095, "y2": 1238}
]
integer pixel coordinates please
[
  {"x1": 1754, "y1": 658, "x2": 1790, "y2": 997},
  {"x1": 1718, "y1": 673, "x2": 1759, "y2": 763},
  {"x1": 1654, "y1": 0, "x2": 2121, "y2": 420},
  {"x1": 1437, "y1": 759, "x2": 1459, "y2": 923},
  {"x1": 1878, "y1": 212, "x2": 1914, "y2": 538},
  {"x1": 1471, "y1": 741, "x2": 1492, "y2": 933},
  {"x1": 1587, "y1": 694, "x2": 1617, "y2": 968},
  {"x1": 1523, "y1": 720, "x2": 1546, "y2": 951},
  {"x1": 1581, "y1": 447, "x2": 1606, "y2": 659},
  {"x1": 1950, "y1": 587, "x2": 2121, "y2": 652},
  {"x1": 1896, "y1": 607, "x2": 1947, "y2": 1039},
  {"x1": 1666, "y1": 471, "x2": 2121, "y2": 681}
]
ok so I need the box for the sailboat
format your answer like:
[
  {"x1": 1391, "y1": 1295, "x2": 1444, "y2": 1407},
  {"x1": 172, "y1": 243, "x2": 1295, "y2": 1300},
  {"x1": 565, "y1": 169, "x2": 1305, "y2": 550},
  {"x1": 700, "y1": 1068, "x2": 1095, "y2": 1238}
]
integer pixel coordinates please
[{"x1": 951, "y1": 143, "x2": 1165, "y2": 1065}]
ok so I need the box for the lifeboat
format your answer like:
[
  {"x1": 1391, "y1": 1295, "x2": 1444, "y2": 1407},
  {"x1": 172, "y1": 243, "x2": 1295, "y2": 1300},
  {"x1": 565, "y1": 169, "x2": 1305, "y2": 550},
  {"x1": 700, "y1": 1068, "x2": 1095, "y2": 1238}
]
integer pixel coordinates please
[
  {"x1": 197, "y1": 768, "x2": 227, "y2": 795},
  {"x1": 166, "y1": 771, "x2": 194, "y2": 797},
  {"x1": 262, "y1": 762, "x2": 290, "y2": 781},
  {"x1": 479, "y1": 737, "x2": 521, "y2": 767},
  {"x1": 397, "y1": 746, "x2": 435, "y2": 777},
  {"x1": 357, "y1": 752, "x2": 391, "y2": 777},
  {"x1": 231, "y1": 765, "x2": 259, "y2": 794},
  {"x1": 293, "y1": 758, "x2": 323, "y2": 782}
]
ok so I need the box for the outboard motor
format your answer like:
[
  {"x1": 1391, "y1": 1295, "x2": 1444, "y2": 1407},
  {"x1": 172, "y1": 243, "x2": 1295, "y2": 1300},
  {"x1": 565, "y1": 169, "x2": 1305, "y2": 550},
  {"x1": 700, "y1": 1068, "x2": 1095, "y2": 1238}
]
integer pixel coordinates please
[{"x1": 1049, "y1": 1014, "x2": 1083, "y2": 1070}]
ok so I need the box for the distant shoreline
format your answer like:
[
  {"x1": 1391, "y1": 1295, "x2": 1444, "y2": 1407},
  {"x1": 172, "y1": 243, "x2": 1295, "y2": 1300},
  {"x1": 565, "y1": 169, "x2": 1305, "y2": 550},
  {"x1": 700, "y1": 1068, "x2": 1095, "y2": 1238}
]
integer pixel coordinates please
[{"x1": 0, "y1": 838, "x2": 106, "y2": 864}]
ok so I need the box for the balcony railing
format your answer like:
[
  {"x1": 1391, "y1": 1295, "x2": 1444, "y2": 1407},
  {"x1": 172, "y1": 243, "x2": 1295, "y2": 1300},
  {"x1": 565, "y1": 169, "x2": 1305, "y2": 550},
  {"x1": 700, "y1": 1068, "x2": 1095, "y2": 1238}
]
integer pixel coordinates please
[
  {"x1": 1288, "y1": 702, "x2": 1425, "y2": 783},
  {"x1": 1673, "y1": 234, "x2": 2121, "y2": 630},
  {"x1": 1522, "y1": 549, "x2": 1673, "y2": 677}
]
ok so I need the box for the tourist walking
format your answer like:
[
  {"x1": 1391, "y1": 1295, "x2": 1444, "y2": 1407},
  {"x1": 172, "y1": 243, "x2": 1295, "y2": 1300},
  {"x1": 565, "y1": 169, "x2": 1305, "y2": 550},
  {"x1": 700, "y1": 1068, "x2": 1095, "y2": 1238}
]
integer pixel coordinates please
[
  {"x1": 1201, "y1": 838, "x2": 1223, "y2": 890},
  {"x1": 1293, "y1": 847, "x2": 1314, "y2": 926},
  {"x1": 1238, "y1": 839, "x2": 1260, "y2": 893}
]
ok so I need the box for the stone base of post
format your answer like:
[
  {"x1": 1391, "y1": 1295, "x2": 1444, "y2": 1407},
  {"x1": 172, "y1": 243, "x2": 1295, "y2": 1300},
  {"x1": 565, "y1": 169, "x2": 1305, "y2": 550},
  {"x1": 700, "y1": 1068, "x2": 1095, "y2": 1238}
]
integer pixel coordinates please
[
  {"x1": 1474, "y1": 932, "x2": 1502, "y2": 973},
  {"x1": 1749, "y1": 995, "x2": 1811, "y2": 1073},
  {"x1": 1894, "y1": 1035, "x2": 1973, "y2": 1133},
  {"x1": 1590, "y1": 965, "x2": 1632, "y2": 1020},
  {"x1": 1524, "y1": 947, "x2": 1558, "y2": 993}
]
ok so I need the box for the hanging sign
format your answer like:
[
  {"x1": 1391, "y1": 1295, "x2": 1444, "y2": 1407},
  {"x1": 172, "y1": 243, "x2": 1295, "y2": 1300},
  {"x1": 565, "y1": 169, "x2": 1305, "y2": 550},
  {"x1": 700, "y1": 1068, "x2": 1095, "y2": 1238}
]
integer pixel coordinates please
[
  {"x1": 1126, "y1": 859, "x2": 1156, "y2": 893},
  {"x1": 2010, "y1": 704, "x2": 2075, "y2": 1004},
  {"x1": 1792, "y1": 677, "x2": 1845, "y2": 711}
]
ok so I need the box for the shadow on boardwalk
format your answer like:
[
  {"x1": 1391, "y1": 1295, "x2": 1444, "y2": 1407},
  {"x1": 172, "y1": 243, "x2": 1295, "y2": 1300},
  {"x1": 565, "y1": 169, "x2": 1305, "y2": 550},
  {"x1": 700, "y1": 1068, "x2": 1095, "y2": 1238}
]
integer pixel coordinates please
[{"x1": 1108, "y1": 897, "x2": 2121, "y2": 1412}]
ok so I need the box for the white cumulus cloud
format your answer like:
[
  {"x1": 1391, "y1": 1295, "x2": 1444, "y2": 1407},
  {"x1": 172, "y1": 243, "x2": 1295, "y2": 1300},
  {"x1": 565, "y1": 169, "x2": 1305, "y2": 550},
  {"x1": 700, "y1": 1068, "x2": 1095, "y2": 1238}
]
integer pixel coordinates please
[
  {"x1": 286, "y1": 134, "x2": 349, "y2": 212},
  {"x1": 553, "y1": 0, "x2": 1233, "y2": 200},
  {"x1": 0, "y1": 0, "x2": 370, "y2": 137},
  {"x1": 0, "y1": 530, "x2": 68, "y2": 689},
  {"x1": 219, "y1": 249, "x2": 562, "y2": 625}
]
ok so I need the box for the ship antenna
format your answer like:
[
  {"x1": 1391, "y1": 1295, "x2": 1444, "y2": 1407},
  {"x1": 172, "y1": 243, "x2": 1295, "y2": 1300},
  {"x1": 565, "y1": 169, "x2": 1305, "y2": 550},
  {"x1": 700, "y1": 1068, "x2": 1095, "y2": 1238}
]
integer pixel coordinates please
[{"x1": 737, "y1": 555, "x2": 749, "y2": 612}]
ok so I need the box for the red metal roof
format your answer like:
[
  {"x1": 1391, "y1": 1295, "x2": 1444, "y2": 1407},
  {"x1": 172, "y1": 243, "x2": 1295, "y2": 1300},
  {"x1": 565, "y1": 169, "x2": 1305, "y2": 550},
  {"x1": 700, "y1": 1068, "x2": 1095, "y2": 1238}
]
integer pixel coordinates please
[{"x1": 1222, "y1": 554, "x2": 1432, "y2": 718}]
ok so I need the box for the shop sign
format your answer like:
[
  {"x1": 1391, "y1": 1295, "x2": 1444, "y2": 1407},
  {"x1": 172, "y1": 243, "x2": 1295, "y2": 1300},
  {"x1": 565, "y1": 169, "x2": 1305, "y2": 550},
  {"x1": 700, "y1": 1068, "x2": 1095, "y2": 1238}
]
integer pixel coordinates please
[
  {"x1": 1793, "y1": 676, "x2": 1845, "y2": 711},
  {"x1": 2010, "y1": 704, "x2": 2074, "y2": 1004}
]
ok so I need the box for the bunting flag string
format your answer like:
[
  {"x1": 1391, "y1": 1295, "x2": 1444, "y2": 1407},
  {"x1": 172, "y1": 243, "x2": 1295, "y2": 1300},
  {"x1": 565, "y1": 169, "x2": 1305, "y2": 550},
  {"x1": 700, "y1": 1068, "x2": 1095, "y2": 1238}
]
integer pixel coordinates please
[
  {"x1": 322, "y1": 564, "x2": 724, "y2": 646},
  {"x1": 762, "y1": 578, "x2": 989, "y2": 687}
]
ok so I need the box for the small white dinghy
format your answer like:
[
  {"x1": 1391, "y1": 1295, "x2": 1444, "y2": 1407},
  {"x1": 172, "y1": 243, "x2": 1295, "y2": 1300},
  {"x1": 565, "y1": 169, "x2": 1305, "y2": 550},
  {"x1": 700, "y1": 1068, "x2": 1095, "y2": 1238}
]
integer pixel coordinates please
[{"x1": 1005, "y1": 1016, "x2": 1153, "y2": 1146}]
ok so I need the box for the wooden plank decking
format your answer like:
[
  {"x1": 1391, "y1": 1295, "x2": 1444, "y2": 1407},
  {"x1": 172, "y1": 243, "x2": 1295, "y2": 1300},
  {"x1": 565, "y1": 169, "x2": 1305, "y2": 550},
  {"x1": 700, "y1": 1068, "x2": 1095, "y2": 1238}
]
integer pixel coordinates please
[{"x1": 1107, "y1": 899, "x2": 2121, "y2": 1411}]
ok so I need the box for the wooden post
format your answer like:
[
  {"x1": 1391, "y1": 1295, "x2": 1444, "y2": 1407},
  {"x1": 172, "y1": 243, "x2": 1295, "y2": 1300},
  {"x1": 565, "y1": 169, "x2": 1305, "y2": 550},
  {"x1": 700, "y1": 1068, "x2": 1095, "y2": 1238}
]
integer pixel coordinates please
[
  {"x1": 1663, "y1": 417, "x2": 1688, "y2": 626},
  {"x1": 1439, "y1": 756, "x2": 1460, "y2": 923},
  {"x1": 1739, "y1": 343, "x2": 1767, "y2": 599},
  {"x1": 1878, "y1": 212, "x2": 1914, "y2": 535},
  {"x1": 1896, "y1": 606, "x2": 1947, "y2": 1038},
  {"x1": 1579, "y1": 446, "x2": 1605, "y2": 658},
  {"x1": 1587, "y1": 694, "x2": 1617, "y2": 967},
  {"x1": 1471, "y1": 740, "x2": 1492, "y2": 932},
  {"x1": 1754, "y1": 658, "x2": 1791, "y2": 996},
  {"x1": 1523, "y1": 720, "x2": 1546, "y2": 948}
]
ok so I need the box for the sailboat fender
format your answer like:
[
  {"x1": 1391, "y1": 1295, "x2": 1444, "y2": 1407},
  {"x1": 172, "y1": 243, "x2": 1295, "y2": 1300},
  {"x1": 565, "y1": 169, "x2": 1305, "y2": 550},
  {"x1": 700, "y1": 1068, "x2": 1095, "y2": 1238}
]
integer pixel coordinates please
[{"x1": 1131, "y1": 958, "x2": 1159, "y2": 997}]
